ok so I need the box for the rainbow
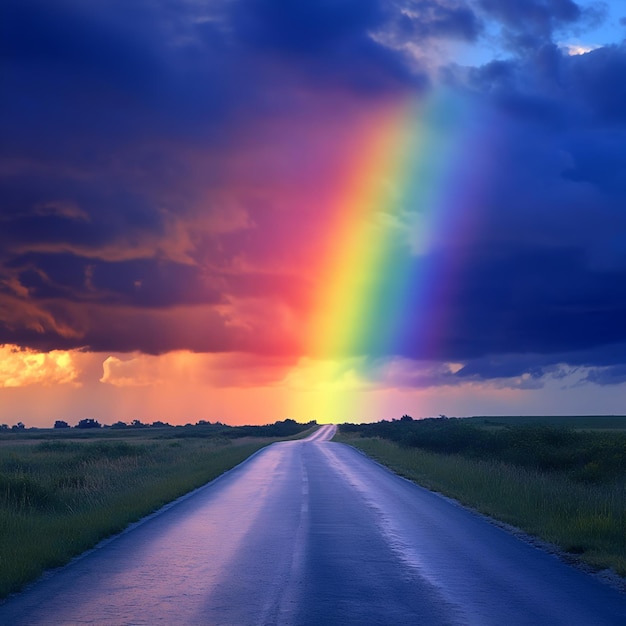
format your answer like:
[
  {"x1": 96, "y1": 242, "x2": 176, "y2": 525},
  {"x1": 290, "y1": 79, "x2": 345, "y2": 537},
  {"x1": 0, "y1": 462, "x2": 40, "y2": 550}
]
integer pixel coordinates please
[
  {"x1": 283, "y1": 86, "x2": 495, "y2": 421},
  {"x1": 307, "y1": 88, "x2": 488, "y2": 365}
]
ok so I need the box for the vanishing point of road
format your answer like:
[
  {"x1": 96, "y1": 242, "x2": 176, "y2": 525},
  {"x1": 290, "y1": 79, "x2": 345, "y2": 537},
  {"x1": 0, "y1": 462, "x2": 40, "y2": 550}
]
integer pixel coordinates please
[{"x1": 1, "y1": 424, "x2": 625, "y2": 625}]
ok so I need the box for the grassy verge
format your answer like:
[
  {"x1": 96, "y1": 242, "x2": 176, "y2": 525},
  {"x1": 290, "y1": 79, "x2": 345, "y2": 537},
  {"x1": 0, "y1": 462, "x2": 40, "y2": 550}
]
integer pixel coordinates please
[
  {"x1": 334, "y1": 433, "x2": 626, "y2": 578},
  {"x1": 0, "y1": 426, "x2": 315, "y2": 599}
]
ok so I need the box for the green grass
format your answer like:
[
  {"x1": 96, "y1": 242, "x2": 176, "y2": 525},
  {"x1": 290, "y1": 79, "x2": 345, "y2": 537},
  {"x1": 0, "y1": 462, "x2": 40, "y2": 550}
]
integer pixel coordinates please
[
  {"x1": 0, "y1": 426, "x2": 316, "y2": 598},
  {"x1": 335, "y1": 432, "x2": 626, "y2": 578},
  {"x1": 340, "y1": 418, "x2": 626, "y2": 481}
]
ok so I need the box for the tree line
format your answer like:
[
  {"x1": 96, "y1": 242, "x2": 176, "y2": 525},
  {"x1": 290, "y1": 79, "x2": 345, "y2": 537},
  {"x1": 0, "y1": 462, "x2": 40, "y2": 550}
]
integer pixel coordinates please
[{"x1": 1, "y1": 418, "x2": 316, "y2": 436}]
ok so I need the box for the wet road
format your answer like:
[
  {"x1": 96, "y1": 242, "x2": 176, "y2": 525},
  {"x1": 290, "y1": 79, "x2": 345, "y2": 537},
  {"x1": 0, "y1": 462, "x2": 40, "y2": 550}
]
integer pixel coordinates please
[{"x1": 2, "y1": 424, "x2": 625, "y2": 625}]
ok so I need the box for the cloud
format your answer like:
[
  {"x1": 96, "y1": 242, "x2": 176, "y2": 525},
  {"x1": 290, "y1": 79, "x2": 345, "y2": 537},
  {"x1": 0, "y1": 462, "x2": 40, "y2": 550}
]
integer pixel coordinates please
[
  {"x1": 582, "y1": 364, "x2": 626, "y2": 386},
  {"x1": 0, "y1": 344, "x2": 81, "y2": 387},
  {"x1": 475, "y1": 0, "x2": 585, "y2": 51},
  {"x1": 392, "y1": 0, "x2": 483, "y2": 42},
  {"x1": 477, "y1": 0, "x2": 582, "y2": 33},
  {"x1": 225, "y1": 0, "x2": 482, "y2": 89},
  {"x1": 229, "y1": 0, "x2": 387, "y2": 53},
  {"x1": 437, "y1": 245, "x2": 626, "y2": 362},
  {"x1": 428, "y1": 44, "x2": 626, "y2": 383}
]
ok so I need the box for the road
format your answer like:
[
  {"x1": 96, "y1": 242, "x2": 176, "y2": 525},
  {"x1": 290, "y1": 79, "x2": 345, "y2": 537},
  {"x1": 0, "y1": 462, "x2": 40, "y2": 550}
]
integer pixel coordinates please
[{"x1": 1, "y1": 424, "x2": 625, "y2": 625}]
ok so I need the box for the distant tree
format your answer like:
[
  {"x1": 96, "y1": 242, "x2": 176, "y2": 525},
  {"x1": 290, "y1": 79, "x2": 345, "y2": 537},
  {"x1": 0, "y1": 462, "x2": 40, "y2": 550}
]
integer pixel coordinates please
[
  {"x1": 196, "y1": 420, "x2": 210, "y2": 426},
  {"x1": 130, "y1": 419, "x2": 145, "y2": 428},
  {"x1": 11, "y1": 422, "x2": 25, "y2": 430},
  {"x1": 0, "y1": 424, "x2": 9, "y2": 431},
  {"x1": 54, "y1": 420, "x2": 70, "y2": 429},
  {"x1": 400, "y1": 414, "x2": 413, "y2": 422},
  {"x1": 76, "y1": 418, "x2": 101, "y2": 429},
  {"x1": 151, "y1": 420, "x2": 170, "y2": 428},
  {"x1": 110, "y1": 421, "x2": 127, "y2": 429}
]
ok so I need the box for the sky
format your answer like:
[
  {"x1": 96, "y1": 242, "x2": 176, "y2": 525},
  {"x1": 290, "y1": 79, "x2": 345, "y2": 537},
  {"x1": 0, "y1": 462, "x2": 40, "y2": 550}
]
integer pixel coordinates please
[{"x1": 1, "y1": 0, "x2": 626, "y2": 427}]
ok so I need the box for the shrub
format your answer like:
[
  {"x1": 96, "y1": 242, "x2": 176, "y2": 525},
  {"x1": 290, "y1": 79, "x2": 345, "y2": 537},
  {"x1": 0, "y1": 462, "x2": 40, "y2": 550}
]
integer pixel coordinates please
[{"x1": 76, "y1": 419, "x2": 101, "y2": 429}]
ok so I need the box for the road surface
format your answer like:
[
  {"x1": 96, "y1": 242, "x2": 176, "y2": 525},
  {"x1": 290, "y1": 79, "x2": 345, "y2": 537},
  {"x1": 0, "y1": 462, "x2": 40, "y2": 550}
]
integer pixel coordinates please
[{"x1": 1, "y1": 424, "x2": 625, "y2": 624}]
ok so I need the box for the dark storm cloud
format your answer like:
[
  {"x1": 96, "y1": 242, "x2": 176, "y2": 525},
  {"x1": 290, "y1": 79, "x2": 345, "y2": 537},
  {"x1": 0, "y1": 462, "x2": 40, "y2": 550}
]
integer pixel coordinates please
[
  {"x1": 230, "y1": 0, "x2": 481, "y2": 51},
  {"x1": 446, "y1": 246, "x2": 626, "y2": 357},
  {"x1": 3, "y1": 252, "x2": 221, "y2": 308},
  {"x1": 477, "y1": 0, "x2": 582, "y2": 34},
  {"x1": 430, "y1": 41, "x2": 626, "y2": 384},
  {"x1": 230, "y1": 0, "x2": 387, "y2": 52},
  {"x1": 0, "y1": 0, "x2": 479, "y2": 354},
  {"x1": 582, "y1": 363, "x2": 626, "y2": 386},
  {"x1": 223, "y1": 0, "x2": 436, "y2": 93},
  {"x1": 1, "y1": 0, "x2": 626, "y2": 392},
  {"x1": 395, "y1": 0, "x2": 483, "y2": 41},
  {"x1": 0, "y1": 0, "x2": 162, "y2": 83},
  {"x1": 474, "y1": 0, "x2": 589, "y2": 51},
  {"x1": 568, "y1": 44, "x2": 626, "y2": 123},
  {"x1": 444, "y1": 340, "x2": 626, "y2": 388}
]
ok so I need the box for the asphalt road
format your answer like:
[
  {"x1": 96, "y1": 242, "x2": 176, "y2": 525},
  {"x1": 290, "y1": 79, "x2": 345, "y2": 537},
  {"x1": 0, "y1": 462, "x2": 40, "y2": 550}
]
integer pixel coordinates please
[{"x1": 1, "y1": 424, "x2": 625, "y2": 625}]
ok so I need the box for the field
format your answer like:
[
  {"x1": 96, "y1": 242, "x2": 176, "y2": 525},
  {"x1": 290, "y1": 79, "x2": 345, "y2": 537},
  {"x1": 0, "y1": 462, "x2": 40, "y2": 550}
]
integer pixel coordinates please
[
  {"x1": 335, "y1": 416, "x2": 626, "y2": 578},
  {"x1": 0, "y1": 421, "x2": 315, "y2": 598}
]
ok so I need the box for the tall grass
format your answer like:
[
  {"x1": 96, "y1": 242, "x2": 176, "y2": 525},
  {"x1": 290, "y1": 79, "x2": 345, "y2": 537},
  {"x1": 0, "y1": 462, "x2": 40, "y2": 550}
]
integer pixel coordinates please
[
  {"x1": 0, "y1": 437, "x2": 277, "y2": 598},
  {"x1": 340, "y1": 418, "x2": 626, "y2": 481},
  {"x1": 336, "y1": 435, "x2": 626, "y2": 577}
]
